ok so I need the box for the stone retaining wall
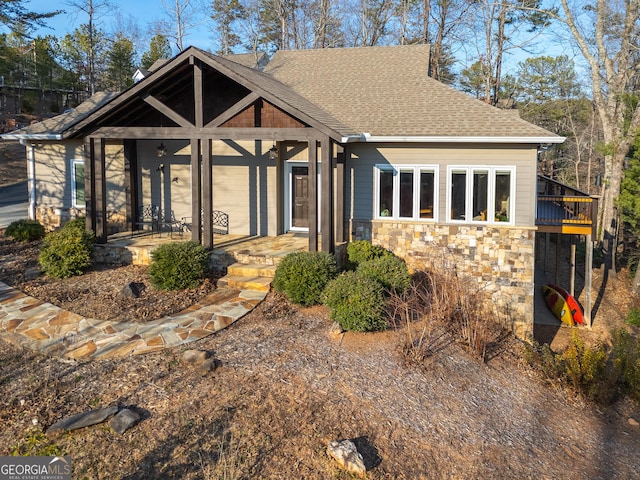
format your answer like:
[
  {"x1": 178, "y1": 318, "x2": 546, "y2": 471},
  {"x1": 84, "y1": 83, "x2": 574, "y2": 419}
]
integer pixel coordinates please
[
  {"x1": 35, "y1": 206, "x2": 127, "y2": 234},
  {"x1": 350, "y1": 219, "x2": 536, "y2": 340}
]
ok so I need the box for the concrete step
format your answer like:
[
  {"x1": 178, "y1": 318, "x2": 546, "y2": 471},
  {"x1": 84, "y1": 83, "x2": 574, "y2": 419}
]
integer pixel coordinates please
[
  {"x1": 226, "y1": 263, "x2": 277, "y2": 278},
  {"x1": 217, "y1": 275, "x2": 272, "y2": 292}
]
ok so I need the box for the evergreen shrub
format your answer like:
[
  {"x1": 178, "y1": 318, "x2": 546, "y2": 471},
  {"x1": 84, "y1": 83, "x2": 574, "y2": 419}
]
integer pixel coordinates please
[
  {"x1": 149, "y1": 241, "x2": 209, "y2": 290},
  {"x1": 5, "y1": 219, "x2": 45, "y2": 242},
  {"x1": 345, "y1": 240, "x2": 392, "y2": 269},
  {"x1": 38, "y1": 218, "x2": 94, "y2": 278},
  {"x1": 323, "y1": 271, "x2": 387, "y2": 332},
  {"x1": 357, "y1": 255, "x2": 411, "y2": 293},
  {"x1": 273, "y1": 251, "x2": 337, "y2": 306}
]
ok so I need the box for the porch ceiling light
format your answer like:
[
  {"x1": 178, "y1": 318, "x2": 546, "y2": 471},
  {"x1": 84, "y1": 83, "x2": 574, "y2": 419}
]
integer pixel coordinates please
[
  {"x1": 157, "y1": 142, "x2": 167, "y2": 157},
  {"x1": 268, "y1": 143, "x2": 278, "y2": 160}
]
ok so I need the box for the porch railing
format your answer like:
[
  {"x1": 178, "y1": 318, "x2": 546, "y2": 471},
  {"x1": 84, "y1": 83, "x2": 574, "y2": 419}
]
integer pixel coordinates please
[{"x1": 536, "y1": 175, "x2": 598, "y2": 236}]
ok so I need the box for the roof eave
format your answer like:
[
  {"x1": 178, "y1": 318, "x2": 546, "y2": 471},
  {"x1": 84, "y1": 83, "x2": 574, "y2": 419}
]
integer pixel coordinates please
[
  {"x1": 340, "y1": 134, "x2": 566, "y2": 144},
  {"x1": 1, "y1": 133, "x2": 63, "y2": 141}
]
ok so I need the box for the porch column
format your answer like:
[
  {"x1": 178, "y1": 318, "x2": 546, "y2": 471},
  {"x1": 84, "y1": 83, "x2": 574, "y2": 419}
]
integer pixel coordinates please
[
  {"x1": 190, "y1": 138, "x2": 202, "y2": 244},
  {"x1": 83, "y1": 138, "x2": 96, "y2": 233},
  {"x1": 320, "y1": 135, "x2": 334, "y2": 253},
  {"x1": 308, "y1": 138, "x2": 318, "y2": 252},
  {"x1": 585, "y1": 233, "x2": 593, "y2": 328},
  {"x1": 336, "y1": 147, "x2": 346, "y2": 244},
  {"x1": 94, "y1": 138, "x2": 107, "y2": 243},
  {"x1": 202, "y1": 138, "x2": 213, "y2": 249},
  {"x1": 123, "y1": 139, "x2": 138, "y2": 231}
]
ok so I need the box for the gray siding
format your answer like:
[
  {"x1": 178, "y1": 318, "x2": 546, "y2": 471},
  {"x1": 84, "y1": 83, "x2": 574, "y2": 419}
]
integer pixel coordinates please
[{"x1": 347, "y1": 143, "x2": 537, "y2": 227}]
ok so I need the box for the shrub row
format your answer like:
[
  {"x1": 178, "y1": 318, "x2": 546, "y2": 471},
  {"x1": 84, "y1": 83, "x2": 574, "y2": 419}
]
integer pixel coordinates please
[{"x1": 273, "y1": 241, "x2": 410, "y2": 332}]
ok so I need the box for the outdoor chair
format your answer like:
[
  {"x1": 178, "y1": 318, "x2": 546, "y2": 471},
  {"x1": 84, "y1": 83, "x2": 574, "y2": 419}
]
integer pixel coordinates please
[
  {"x1": 159, "y1": 210, "x2": 186, "y2": 238},
  {"x1": 132, "y1": 204, "x2": 160, "y2": 237}
]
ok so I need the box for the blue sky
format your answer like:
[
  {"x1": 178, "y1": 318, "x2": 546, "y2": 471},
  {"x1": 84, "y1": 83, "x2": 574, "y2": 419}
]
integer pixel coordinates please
[
  {"x1": 22, "y1": 0, "x2": 576, "y2": 77},
  {"x1": 25, "y1": 0, "x2": 216, "y2": 53}
]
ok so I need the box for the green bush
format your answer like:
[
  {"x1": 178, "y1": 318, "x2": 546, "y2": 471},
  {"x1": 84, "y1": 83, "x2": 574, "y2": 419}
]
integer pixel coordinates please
[
  {"x1": 346, "y1": 240, "x2": 392, "y2": 269},
  {"x1": 323, "y1": 271, "x2": 387, "y2": 332},
  {"x1": 561, "y1": 330, "x2": 608, "y2": 401},
  {"x1": 357, "y1": 255, "x2": 411, "y2": 293},
  {"x1": 5, "y1": 219, "x2": 45, "y2": 242},
  {"x1": 626, "y1": 307, "x2": 640, "y2": 327},
  {"x1": 38, "y1": 218, "x2": 94, "y2": 278},
  {"x1": 525, "y1": 329, "x2": 640, "y2": 404},
  {"x1": 610, "y1": 328, "x2": 640, "y2": 401},
  {"x1": 149, "y1": 241, "x2": 209, "y2": 290},
  {"x1": 273, "y1": 251, "x2": 337, "y2": 306}
]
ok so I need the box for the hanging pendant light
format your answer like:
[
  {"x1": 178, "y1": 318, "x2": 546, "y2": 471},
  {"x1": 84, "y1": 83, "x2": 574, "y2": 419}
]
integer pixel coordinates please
[
  {"x1": 268, "y1": 142, "x2": 278, "y2": 160},
  {"x1": 157, "y1": 142, "x2": 167, "y2": 157}
]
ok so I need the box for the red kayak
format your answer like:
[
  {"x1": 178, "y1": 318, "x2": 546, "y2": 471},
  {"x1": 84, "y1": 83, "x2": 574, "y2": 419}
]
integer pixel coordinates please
[{"x1": 550, "y1": 284, "x2": 585, "y2": 325}]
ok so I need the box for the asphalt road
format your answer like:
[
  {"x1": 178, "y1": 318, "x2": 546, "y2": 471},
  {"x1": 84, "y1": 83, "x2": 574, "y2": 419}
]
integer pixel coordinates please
[{"x1": 0, "y1": 181, "x2": 28, "y2": 228}]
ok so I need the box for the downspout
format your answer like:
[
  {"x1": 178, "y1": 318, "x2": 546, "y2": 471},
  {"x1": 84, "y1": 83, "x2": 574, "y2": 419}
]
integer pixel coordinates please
[{"x1": 20, "y1": 139, "x2": 36, "y2": 220}]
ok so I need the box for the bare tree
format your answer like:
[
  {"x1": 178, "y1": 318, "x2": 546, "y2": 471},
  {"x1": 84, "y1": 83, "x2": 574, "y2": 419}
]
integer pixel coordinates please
[
  {"x1": 159, "y1": 0, "x2": 207, "y2": 52},
  {"x1": 551, "y1": 0, "x2": 640, "y2": 274},
  {"x1": 66, "y1": 0, "x2": 113, "y2": 95},
  {"x1": 465, "y1": 0, "x2": 553, "y2": 106}
]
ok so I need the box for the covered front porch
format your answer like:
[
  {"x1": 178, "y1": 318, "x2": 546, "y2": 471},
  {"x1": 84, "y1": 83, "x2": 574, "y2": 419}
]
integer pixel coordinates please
[{"x1": 74, "y1": 47, "x2": 348, "y2": 256}]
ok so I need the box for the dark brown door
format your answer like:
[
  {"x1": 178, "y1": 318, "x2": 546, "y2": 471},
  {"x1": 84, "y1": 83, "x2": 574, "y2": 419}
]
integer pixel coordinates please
[{"x1": 292, "y1": 166, "x2": 309, "y2": 228}]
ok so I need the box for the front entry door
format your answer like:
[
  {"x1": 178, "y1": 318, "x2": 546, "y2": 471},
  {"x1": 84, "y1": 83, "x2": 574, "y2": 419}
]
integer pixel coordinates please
[{"x1": 292, "y1": 166, "x2": 309, "y2": 228}]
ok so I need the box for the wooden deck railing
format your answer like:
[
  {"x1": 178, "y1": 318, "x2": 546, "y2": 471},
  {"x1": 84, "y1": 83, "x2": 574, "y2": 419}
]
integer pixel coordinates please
[{"x1": 536, "y1": 175, "x2": 598, "y2": 235}]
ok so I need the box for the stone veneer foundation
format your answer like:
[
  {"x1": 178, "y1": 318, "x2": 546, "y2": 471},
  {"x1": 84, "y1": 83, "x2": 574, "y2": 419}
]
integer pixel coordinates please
[
  {"x1": 35, "y1": 207, "x2": 126, "y2": 234},
  {"x1": 350, "y1": 220, "x2": 536, "y2": 340}
]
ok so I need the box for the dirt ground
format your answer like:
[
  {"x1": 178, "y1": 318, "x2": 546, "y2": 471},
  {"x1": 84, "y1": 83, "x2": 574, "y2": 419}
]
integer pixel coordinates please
[
  {"x1": 1, "y1": 143, "x2": 640, "y2": 478},
  {"x1": 1, "y1": 235, "x2": 640, "y2": 479}
]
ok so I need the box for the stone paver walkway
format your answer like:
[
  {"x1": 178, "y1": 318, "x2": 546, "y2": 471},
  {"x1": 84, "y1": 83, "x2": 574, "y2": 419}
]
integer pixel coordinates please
[{"x1": 0, "y1": 281, "x2": 267, "y2": 360}]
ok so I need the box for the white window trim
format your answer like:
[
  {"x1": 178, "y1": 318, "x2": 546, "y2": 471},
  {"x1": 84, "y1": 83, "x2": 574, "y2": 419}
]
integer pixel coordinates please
[
  {"x1": 445, "y1": 165, "x2": 516, "y2": 225},
  {"x1": 374, "y1": 164, "x2": 439, "y2": 222},
  {"x1": 71, "y1": 159, "x2": 85, "y2": 208}
]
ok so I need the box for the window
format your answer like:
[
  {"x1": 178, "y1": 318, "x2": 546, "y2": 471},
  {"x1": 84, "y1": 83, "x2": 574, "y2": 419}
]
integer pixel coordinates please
[
  {"x1": 71, "y1": 160, "x2": 85, "y2": 207},
  {"x1": 446, "y1": 166, "x2": 514, "y2": 224},
  {"x1": 375, "y1": 165, "x2": 438, "y2": 221}
]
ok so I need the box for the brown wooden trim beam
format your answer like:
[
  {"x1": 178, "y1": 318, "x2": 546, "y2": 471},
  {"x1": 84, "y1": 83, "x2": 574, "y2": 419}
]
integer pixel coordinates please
[
  {"x1": 308, "y1": 139, "x2": 318, "y2": 252},
  {"x1": 94, "y1": 138, "x2": 107, "y2": 243},
  {"x1": 336, "y1": 148, "x2": 345, "y2": 244},
  {"x1": 143, "y1": 94, "x2": 194, "y2": 128},
  {"x1": 65, "y1": 47, "x2": 344, "y2": 143},
  {"x1": 194, "y1": 61, "x2": 203, "y2": 128},
  {"x1": 190, "y1": 138, "x2": 202, "y2": 243},
  {"x1": 83, "y1": 138, "x2": 96, "y2": 233},
  {"x1": 123, "y1": 140, "x2": 137, "y2": 231},
  {"x1": 321, "y1": 136, "x2": 334, "y2": 253},
  {"x1": 89, "y1": 126, "x2": 318, "y2": 141},
  {"x1": 205, "y1": 92, "x2": 260, "y2": 128}
]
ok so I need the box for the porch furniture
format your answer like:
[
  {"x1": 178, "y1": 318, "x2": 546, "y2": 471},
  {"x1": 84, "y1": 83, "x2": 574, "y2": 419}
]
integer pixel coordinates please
[
  {"x1": 181, "y1": 210, "x2": 229, "y2": 236},
  {"x1": 132, "y1": 204, "x2": 160, "y2": 237},
  {"x1": 159, "y1": 210, "x2": 186, "y2": 238}
]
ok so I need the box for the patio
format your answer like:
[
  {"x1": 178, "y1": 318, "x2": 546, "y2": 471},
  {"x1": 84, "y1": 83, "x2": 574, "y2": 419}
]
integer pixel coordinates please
[{"x1": 93, "y1": 231, "x2": 311, "y2": 272}]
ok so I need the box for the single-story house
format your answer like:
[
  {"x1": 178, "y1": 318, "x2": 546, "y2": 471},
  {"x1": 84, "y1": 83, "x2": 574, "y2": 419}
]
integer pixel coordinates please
[{"x1": 2, "y1": 44, "x2": 565, "y2": 338}]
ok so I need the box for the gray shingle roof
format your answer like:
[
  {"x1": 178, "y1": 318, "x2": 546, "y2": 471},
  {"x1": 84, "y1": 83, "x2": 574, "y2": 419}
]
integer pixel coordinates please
[
  {"x1": 3, "y1": 45, "x2": 562, "y2": 143},
  {"x1": 265, "y1": 44, "x2": 561, "y2": 140}
]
